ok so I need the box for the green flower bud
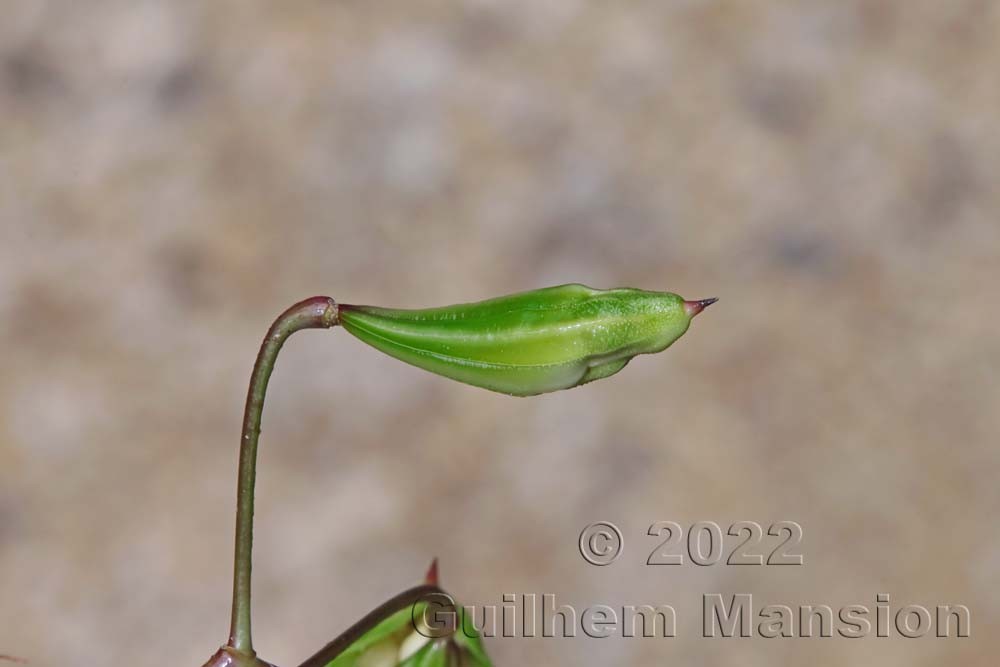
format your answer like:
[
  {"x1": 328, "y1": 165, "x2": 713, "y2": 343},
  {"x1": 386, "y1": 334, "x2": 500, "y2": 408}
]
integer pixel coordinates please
[{"x1": 339, "y1": 284, "x2": 715, "y2": 397}]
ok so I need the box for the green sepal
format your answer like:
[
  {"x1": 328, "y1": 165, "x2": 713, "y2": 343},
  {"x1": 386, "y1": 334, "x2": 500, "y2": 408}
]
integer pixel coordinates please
[{"x1": 325, "y1": 603, "x2": 492, "y2": 667}]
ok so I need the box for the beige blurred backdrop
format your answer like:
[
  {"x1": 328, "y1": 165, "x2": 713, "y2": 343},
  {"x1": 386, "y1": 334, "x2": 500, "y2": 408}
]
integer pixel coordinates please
[{"x1": 1, "y1": 1, "x2": 998, "y2": 665}]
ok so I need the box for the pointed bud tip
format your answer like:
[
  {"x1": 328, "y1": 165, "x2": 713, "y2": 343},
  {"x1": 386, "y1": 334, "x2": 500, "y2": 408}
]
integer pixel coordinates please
[
  {"x1": 684, "y1": 297, "x2": 718, "y2": 317},
  {"x1": 424, "y1": 557, "x2": 439, "y2": 586}
]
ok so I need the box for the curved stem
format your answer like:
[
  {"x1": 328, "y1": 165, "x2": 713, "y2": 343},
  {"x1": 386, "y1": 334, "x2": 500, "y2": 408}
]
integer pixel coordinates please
[{"x1": 228, "y1": 297, "x2": 340, "y2": 656}]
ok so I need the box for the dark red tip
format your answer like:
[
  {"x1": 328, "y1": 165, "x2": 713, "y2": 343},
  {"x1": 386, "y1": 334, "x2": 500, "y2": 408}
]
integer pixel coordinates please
[
  {"x1": 424, "y1": 558, "x2": 439, "y2": 586},
  {"x1": 684, "y1": 297, "x2": 718, "y2": 317}
]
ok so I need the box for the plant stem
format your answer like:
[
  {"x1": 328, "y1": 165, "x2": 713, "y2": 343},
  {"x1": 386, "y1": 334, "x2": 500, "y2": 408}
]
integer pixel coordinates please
[{"x1": 228, "y1": 296, "x2": 340, "y2": 656}]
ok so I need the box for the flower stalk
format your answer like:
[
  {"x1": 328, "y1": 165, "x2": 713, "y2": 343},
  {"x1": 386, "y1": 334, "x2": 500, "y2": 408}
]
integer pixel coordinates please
[{"x1": 228, "y1": 296, "x2": 339, "y2": 659}]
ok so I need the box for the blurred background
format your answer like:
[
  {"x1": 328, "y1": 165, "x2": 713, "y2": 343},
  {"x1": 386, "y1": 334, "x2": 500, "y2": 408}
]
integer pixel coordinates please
[{"x1": 1, "y1": 1, "x2": 998, "y2": 665}]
